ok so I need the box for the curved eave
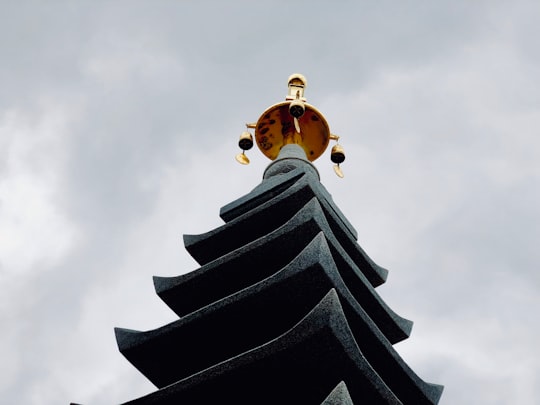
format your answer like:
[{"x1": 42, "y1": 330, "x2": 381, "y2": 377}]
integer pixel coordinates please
[
  {"x1": 186, "y1": 170, "x2": 387, "y2": 289},
  {"x1": 117, "y1": 236, "x2": 441, "y2": 403},
  {"x1": 157, "y1": 197, "x2": 411, "y2": 343},
  {"x1": 120, "y1": 289, "x2": 402, "y2": 405}
]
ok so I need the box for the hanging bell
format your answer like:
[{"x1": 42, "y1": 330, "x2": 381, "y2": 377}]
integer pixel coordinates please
[
  {"x1": 238, "y1": 131, "x2": 253, "y2": 151},
  {"x1": 331, "y1": 144, "x2": 345, "y2": 164},
  {"x1": 331, "y1": 144, "x2": 345, "y2": 178},
  {"x1": 236, "y1": 131, "x2": 253, "y2": 165},
  {"x1": 289, "y1": 99, "x2": 305, "y2": 119}
]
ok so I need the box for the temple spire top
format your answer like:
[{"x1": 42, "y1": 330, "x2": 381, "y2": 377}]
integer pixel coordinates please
[{"x1": 236, "y1": 74, "x2": 346, "y2": 177}]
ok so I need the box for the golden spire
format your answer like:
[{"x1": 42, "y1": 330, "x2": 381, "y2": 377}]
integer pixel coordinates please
[{"x1": 236, "y1": 74, "x2": 345, "y2": 177}]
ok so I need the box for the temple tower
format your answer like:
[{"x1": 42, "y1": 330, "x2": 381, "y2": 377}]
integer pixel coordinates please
[{"x1": 112, "y1": 75, "x2": 444, "y2": 404}]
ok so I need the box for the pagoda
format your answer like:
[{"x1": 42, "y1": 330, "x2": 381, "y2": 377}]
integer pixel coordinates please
[{"x1": 112, "y1": 75, "x2": 444, "y2": 404}]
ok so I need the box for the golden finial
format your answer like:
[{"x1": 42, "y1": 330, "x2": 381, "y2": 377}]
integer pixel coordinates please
[{"x1": 236, "y1": 74, "x2": 345, "y2": 177}]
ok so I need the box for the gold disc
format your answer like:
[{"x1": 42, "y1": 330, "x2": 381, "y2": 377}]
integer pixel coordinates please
[{"x1": 254, "y1": 102, "x2": 331, "y2": 162}]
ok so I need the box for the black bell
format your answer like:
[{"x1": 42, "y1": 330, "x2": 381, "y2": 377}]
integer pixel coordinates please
[
  {"x1": 238, "y1": 131, "x2": 253, "y2": 150},
  {"x1": 330, "y1": 144, "x2": 345, "y2": 164}
]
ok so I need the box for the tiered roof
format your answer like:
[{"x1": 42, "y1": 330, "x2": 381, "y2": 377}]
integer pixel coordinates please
[{"x1": 115, "y1": 145, "x2": 443, "y2": 404}]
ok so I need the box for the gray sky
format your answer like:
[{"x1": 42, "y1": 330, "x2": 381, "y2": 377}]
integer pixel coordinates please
[{"x1": 1, "y1": 1, "x2": 539, "y2": 404}]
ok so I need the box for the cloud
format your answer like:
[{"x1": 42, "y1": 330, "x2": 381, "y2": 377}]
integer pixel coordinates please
[{"x1": 0, "y1": 103, "x2": 80, "y2": 276}]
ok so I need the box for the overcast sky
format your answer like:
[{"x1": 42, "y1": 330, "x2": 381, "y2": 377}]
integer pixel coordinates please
[{"x1": 1, "y1": 1, "x2": 539, "y2": 404}]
